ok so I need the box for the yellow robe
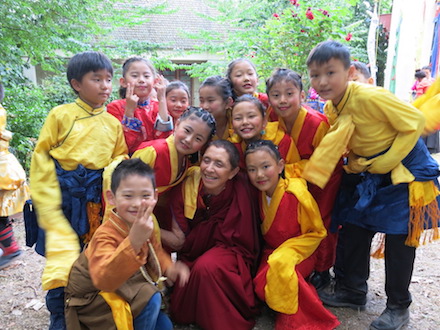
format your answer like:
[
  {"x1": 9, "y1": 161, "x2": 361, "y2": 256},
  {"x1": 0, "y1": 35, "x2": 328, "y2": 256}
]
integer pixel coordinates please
[
  {"x1": 0, "y1": 104, "x2": 30, "y2": 215},
  {"x1": 30, "y1": 98, "x2": 128, "y2": 290},
  {"x1": 303, "y1": 82, "x2": 424, "y2": 189},
  {"x1": 260, "y1": 177, "x2": 326, "y2": 313}
]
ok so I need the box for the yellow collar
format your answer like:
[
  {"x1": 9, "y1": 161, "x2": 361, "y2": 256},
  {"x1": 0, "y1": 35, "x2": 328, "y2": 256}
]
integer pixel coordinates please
[{"x1": 75, "y1": 98, "x2": 106, "y2": 116}]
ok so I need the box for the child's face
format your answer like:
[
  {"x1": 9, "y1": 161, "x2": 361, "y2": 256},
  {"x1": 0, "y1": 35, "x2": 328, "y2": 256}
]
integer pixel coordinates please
[
  {"x1": 107, "y1": 174, "x2": 157, "y2": 226},
  {"x1": 71, "y1": 69, "x2": 113, "y2": 108},
  {"x1": 230, "y1": 61, "x2": 258, "y2": 96},
  {"x1": 351, "y1": 69, "x2": 374, "y2": 85},
  {"x1": 174, "y1": 115, "x2": 211, "y2": 156},
  {"x1": 268, "y1": 80, "x2": 303, "y2": 121},
  {"x1": 232, "y1": 101, "x2": 266, "y2": 142},
  {"x1": 120, "y1": 61, "x2": 155, "y2": 100},
  {"x1": 199, "y1": 86, "x2": 232, "y2": 120},
  {"x1": 167, "y1": 88, "x2": 190, "y2": 120},
  {"x1": 246, "y1": 149, "x2": 284, "y2": 197},
  {"x1": 308, "y1": 58, "x2": 353, "y2": 105}
]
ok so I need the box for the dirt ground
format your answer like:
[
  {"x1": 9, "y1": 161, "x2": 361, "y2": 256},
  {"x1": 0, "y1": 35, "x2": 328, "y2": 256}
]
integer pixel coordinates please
[
  {"x1": 4, "y1": 151, "x2": 440, "y2": 329},
  {"x1": 1, "y1": 214, "x2": 440, "y2": 330}
]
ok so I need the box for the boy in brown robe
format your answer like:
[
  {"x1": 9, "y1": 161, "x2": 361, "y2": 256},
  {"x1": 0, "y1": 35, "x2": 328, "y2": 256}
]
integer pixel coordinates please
[{"x1": 65, "y1": 158, "x2": 189, "y2": 329}]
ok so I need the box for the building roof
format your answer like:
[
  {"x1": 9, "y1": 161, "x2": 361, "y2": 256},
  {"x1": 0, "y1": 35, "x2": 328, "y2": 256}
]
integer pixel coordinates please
[{"x1": 111, "y1": 0, "x2": 227, "y2": 51}]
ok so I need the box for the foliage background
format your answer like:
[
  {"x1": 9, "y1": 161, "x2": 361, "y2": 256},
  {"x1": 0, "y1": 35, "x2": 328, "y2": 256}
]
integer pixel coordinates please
[
  {"x1": 186, "y1": 0, "x2": 392, "y2": 87},
  {"x1": 1, "y1": 0, "x2": 392, "y2": 171},
  {"x1": 1, "y1": 0, "x2": 173, "y2": 171}
]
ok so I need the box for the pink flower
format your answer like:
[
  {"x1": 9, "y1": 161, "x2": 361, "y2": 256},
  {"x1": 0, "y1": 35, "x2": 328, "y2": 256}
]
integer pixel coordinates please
[
  {"x1": 306, "y1": 8, "x2": 314, "y2": 20},
  {"x1": 345, "y1": 33, "x2": 352, "y2": 41},
  {"x1": 290, "y1": 0, "x2": 299, "y2": 6},
  {"x1": 273, "y1": 13, "x2": 280, "y2": 19},
  {"x1": 322, "y1": 10, "x2": 329, "y2": 16}
]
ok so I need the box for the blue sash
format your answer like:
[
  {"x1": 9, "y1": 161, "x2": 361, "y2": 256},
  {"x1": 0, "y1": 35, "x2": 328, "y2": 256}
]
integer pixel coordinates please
[
  {"x1": 332, "y1": 139, "x2": 440, "y2": 234},
  {"x1": 25, "y1": 160, "x2": 103, "y2": 256}
]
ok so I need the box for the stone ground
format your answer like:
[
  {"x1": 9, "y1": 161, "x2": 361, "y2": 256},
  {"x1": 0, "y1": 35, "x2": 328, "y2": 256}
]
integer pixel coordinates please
[{"x1": 2, "y1": 153, "x2": 440, "y2": 329}]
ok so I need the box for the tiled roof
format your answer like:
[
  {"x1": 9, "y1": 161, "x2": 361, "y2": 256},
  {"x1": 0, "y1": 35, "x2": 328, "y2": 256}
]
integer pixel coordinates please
[{"x1": 111, "y1": 0, "x2": 227, "y2": 50}]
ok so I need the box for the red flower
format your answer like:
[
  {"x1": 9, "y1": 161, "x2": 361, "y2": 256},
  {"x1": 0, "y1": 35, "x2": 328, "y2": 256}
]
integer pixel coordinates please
[
  {"x1": 306, "y1": 8, "x2": 314, "y2": 20},
  {"x1": 322, "y1": 10, "x2": 329, "y2": 17},
  {"x1": 273, "y1": 13, "x2": 280, "y2": 19},
  {"x1": 345, "y1": 33, "x2": 352, "y2": 41},
  {"x1": 300, "y1": 29, "x2": 306, "y2": 33},
  {"x1": 290, "y1": 0, "x2": 299, "y2": 5}
]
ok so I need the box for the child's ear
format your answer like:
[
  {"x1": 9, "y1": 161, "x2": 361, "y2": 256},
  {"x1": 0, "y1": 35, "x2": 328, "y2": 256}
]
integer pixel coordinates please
[
  {"x1": 348, "y1": 65, "x2": 356, "y2": 79},
  {"x1": 105, "y1": 190, "x2": 116, "y2": 206},
  {"x1": 277, "y1": 158, "x2": 285, "y2": 174},
  {"x1": 262, "y1": 116, "x2": 268, "y2": 129},
  {"x1": 119, "y1": 77, "x2": 128, "y2": 88},
  {"x1": 300, "y1": 90, "x2": 306, "y2": 102},
  {"x1": 367, "y1": 77, "x2": 375, "y2": 85},
  {"x1": 70, "y1": 79, "x2": 81, "y2": 93},
  {"x1": 226, "y1": 97, "x2": 234, "y2": 109}
]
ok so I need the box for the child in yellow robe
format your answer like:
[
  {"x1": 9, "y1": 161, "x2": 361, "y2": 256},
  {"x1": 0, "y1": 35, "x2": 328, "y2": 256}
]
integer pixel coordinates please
[{"x1": 30, "y1": 51, "x2": 128, "y2": 328}]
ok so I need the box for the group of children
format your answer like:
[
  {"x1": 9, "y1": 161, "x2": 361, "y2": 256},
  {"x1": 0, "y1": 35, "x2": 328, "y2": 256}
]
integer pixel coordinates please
[{"x1": 2, "y1": 38, "x2": 439, "y2": 330}]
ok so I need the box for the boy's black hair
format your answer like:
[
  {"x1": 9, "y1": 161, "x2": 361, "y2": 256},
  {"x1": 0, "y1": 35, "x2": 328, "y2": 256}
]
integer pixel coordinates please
[
  {"x1": 421, "y1": 65, "x2": 432, "y2": 72},
  {"x1": 266, "y1": 68, "x2": 303, "y2": 95},
  {"x1": 306, "y1": 40, "x2": 351, "y2": 69},
  {"x1": 67, "y1": 51, "x2": 113, "y2": 95},
  {"x1": 233, "y1": 94, "x2": 266, "y2": 117},
  {"x1": 166, "y1": 80, "x2": 191, "y2": 98},
  {"x1": 178, "y1": 106, "x2": 217, "y2": 139},
  {"x1": 352, "y1": 61, "x2": 371, "y2": 79},
  {"x1": 200, "y1": 75, "x2": 233, "y2": 101},
  {"x1": 206, "y1": 139, "x2": 240, "y2": 169},
  {"x1": 119, "y1": 57, "x2": 156, "y2": 98},
  {"x1": 111, "y1": 158, "x2": 156, "y2": 193}
]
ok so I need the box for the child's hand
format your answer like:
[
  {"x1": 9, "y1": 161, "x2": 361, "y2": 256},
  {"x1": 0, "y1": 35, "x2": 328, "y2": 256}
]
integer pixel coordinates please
[
  {"x1": 366, "y1": 154, "x2": 396, "y2": 174},
  {"x1": 165, "y1": 261, "x2": 190, "y2": 287},
  {"x1": 343, "y1": 151, "x2": 371, "y2": 173},
  {"x1": 129, "y1": 200, "x2": 155, "y2": 254},
  {"x1": 154, "y1": 75, "x2": 167, "y2": 102},
  {"x1": 125, "y1": 83, "x2": 139, "y2": 117}
]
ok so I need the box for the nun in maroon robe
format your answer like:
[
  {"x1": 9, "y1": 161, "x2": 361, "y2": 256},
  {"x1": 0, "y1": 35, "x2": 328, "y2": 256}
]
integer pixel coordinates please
[{"x1": 168, "y1": 140, "x2": 260, "y2": 330}]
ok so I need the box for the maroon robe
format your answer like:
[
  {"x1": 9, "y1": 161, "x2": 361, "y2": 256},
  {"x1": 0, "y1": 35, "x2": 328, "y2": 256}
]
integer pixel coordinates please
[{"x1": 169, "y1": 172, "x2": 260, "y2": 330}]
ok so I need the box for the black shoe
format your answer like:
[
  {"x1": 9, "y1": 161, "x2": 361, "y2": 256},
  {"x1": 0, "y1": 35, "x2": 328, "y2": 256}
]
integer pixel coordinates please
[
  {"x1": 318, "y1": 285, "x2": 366, "y2": 310},
  {"x1": 310, "y1": 270, "x2": 332, "y2": 291},
  {"x1": 370, "y1": 308, "x2": 409, "y2": 330}
]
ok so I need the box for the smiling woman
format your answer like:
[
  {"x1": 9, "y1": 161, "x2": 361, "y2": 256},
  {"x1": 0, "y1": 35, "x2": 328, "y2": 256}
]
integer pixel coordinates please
[
  {"x1": 199, "y1": 142, "x2": 240, "y2": 195},
  {"x1": 168, "y1": 140, "x2": 261, "y2": 330}
]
